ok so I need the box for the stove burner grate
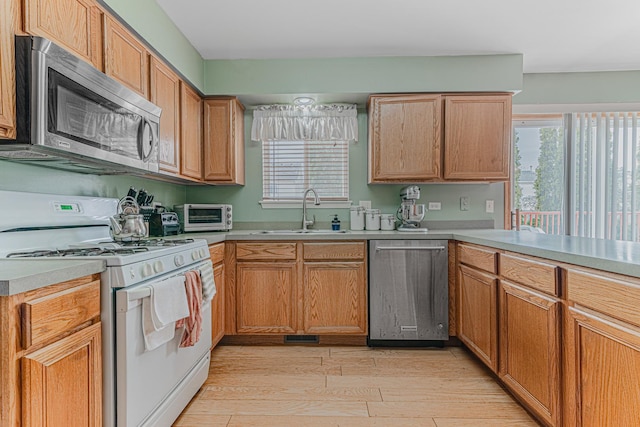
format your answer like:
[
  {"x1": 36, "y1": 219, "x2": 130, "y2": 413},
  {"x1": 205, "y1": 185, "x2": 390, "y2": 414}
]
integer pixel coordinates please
[
  {"x1": 6, "y1": 247, "x2": 150, "y2": 258},
  {"x1": 119, "y1": 238, "x2": 195, "y2": 247}
]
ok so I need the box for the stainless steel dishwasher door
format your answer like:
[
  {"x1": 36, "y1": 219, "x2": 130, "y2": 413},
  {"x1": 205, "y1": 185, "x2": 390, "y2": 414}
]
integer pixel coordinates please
[{"x1": 369, "y1": 240, "x2": 449, "y2": 343}]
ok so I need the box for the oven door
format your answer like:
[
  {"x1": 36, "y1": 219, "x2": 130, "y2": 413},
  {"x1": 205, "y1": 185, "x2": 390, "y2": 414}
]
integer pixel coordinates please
[{"x1": 114, "y1": 261, "x2": 212, "y2": 427}]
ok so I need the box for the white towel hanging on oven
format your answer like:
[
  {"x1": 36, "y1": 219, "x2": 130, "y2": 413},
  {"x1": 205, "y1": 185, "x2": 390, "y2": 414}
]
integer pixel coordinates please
[{"x1": 142, "y1": 275, "x2": 189, "y2": 351}]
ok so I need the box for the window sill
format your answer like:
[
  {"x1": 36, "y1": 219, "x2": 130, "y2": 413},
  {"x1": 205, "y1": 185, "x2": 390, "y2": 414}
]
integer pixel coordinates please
[{"x1": 259, "y1": 200, "x2": 353, "y2": 209}]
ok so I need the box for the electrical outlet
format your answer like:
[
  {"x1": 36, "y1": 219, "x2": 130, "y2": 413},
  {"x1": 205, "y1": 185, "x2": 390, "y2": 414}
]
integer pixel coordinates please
[
  {"x1": 359, "y1": 200, "x2": 371, "y2": 209},
  {"x1": 486, "y1": 200, "x2": 495, "y2": 213},
  {"x1": 428, "y1": 202, "x2": 441, "y2": 211},
  {"x1": 460, "y1": 196, "x2": 469, "y2": 211}
]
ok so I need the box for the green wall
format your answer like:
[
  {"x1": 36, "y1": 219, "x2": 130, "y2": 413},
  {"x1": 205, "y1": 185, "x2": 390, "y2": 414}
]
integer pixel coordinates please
[
  {"x1": 186, "y1": 112, "x2": 505, "y2": 228},
  {"x1": 515, "y1": 71, "x2": 640, "y2": 105},
  {"x1": 0, "y1": 161, "x2": 186, "y2": 207},
  {"x1": 205, "y1": 55, "x2": 523, "y2": 98}
]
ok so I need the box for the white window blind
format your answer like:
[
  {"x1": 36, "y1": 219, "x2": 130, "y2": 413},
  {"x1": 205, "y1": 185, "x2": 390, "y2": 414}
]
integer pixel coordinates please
[
  {"x1": 262, "y1": 140, "x2": 349, "y2": 201},
  {"x1": 572, "y1": 112, "x2": 640, "y2": 241}
]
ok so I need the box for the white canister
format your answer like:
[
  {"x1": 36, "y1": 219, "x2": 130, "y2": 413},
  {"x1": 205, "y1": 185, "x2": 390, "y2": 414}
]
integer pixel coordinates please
[
  {"x1": 380, "y1": 214, "x2": 396, "y2": 230},
  {"x1": 350, "y1": 206, "x2": 365, "y2": 230},
  {"x1": 365, "y1": 209, "x2": 381, "y2": 230}
]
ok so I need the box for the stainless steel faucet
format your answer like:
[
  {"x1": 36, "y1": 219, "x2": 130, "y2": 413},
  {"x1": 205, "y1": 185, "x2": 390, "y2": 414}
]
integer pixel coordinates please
[{"x1": 302, "y1": 188, "x2": 321, "y2": 230}]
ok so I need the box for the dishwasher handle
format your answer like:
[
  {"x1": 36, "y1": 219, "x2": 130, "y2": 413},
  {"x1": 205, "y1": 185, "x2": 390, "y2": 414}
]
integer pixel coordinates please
[{"x1": 375, "y1": 245, "x2": 446, "y2": 251}]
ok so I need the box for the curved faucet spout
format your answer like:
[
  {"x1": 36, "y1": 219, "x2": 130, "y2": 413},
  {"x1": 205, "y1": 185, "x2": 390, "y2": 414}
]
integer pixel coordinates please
[{"x1": 302, "y1": 188, "x2": 321, "y2": 230}]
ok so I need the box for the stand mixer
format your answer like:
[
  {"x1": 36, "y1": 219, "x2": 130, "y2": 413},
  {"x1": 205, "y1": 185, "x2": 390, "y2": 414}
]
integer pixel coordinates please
[{"x1": 396, "y1": 185, "x2": 428, "y2": 231}]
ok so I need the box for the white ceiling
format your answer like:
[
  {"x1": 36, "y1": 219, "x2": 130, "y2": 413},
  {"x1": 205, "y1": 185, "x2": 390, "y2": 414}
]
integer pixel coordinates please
[{"x1": 156, "y1": 0, "x2": 640, "y2": 73}]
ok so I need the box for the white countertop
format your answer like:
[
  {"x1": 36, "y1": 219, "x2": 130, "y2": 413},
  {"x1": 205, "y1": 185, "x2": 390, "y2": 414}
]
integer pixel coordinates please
[
  {"x1": 3, "y1": 228, "x2": 640, "y2": 296},
  {"x1": 0, "y1": 259, "x2": 105, "y2": 296}
]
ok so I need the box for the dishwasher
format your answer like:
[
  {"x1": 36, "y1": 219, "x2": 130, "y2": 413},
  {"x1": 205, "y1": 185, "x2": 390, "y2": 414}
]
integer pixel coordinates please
[{"x1": 368, "y1": 240, "x2": 448, "y2": 346}]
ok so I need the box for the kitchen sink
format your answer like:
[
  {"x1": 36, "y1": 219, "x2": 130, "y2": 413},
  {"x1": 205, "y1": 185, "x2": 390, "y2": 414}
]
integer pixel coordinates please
[{"x1": 250, "y1": 229, "x2": 349, "y2": 235}]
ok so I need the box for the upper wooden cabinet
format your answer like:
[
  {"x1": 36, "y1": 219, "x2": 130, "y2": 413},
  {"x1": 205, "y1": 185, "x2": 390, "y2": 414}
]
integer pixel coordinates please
[
  {"x1": 23, "y1": 0, "x2": 103, "y2": 70},
  {"x1": 0, "y1": 0, "x2": 18, "y2": 139},
  {"x1": 444, "y1": 95, "x2": 512, "y2": 180},
  {"x1": 368, "y1": 93, "x2": 512, "y2": 183},
  {"x1": 103, "y1": 15, "x2": 149, "y2": 98},
  {"x1": 368, "y1": 94, "x2": 442, "y2": 182},
  {"x1": 180, "y1": 82, "x2": 203, "y2": 180},
  {"x1": 150, "y1": 57, "x2": 181, "y2": 175},
  {"x1": 203, "y1": 97, "x2": 246, "y2": 184}
]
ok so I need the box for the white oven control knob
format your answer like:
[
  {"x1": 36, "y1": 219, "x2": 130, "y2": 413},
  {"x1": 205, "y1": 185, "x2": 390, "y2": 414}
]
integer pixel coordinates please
[
  {"x1": 199, "y1": 248, "x2": 207, "y2": 258},
  {"x1": 141, "y1": 263, "x2": 153, "y2": 277},
  {"x1": 174, "y1": 255, "x2": 185, "y2": 267},
  {"x1": 191, "y1": 250, "x2": 199, "y2": 260},
  {"x1": 130, "y1": 268, "x2": 136, "y2": 279},
  {"x1": 153, "y1": 261, "x2": 164, "y2": 273}
]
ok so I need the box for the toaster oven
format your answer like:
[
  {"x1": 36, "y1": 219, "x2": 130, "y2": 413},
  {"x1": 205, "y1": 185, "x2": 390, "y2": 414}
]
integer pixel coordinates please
[{"x1": 174, "y1": 204, "x2": 232, "y2": 232}]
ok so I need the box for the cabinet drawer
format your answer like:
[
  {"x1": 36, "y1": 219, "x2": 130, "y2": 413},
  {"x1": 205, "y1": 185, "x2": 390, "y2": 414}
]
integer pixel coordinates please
[
  {"x1": 500, "y1": 253, "x2": 558, "y2": 296},
  {"x1": 303, "y1": 242, "x2": 365, "y2": 261},
  {"x1": 458, "y1": 244, "x2": 497, "y2": 274},
  {"x1": 236, "y1": 242, "x2": 297, "y2": 260},
  {"x1": 22, "y1": 280, "x2": 101, "y2": 349},
  {"x1": 208, "y1": 242, "x2": 225, "y2": 264},
  {"x1": 567, "y1": 268, "x2": 640, "y2": 328}
]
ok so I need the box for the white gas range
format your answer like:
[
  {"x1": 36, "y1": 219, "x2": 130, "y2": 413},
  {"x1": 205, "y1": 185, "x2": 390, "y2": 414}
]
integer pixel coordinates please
[{"x1": 0, "y1": 190, "x2": 213, "y2": 427}]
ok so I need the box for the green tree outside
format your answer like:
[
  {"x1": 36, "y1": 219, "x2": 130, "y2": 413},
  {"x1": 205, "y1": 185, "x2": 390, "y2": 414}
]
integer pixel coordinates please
[{"x1": 534, "y1": 128, "x2": 564, "y2": 211}]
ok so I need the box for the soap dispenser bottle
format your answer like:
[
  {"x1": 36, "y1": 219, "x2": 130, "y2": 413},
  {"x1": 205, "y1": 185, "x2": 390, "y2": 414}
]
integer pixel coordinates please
[{"x1": 331, "y1": 214, "x2": 341, "y2": 230}]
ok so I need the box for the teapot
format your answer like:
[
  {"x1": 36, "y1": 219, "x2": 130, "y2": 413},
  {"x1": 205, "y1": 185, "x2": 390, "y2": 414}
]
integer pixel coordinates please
[{"x1": 110, "y1": 196, "x2": 147, "y2": 241}]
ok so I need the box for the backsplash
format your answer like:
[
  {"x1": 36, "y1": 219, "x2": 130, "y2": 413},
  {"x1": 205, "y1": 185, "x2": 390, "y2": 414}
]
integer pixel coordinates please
[{"x1": 0, "y1": 160, "x2": 186, "y2": 208}]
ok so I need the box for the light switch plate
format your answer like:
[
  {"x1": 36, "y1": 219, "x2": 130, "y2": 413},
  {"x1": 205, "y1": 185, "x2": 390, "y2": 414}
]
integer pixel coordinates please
[
  {"x1": 486, "y1": 200, "x2": 495, "y2": 213},
  {"x1": 359, "y1": 200, "x2": 371, "y2": 209},
  {"x1": 460, "y1": 196, "x2": 469, "y2": 211},
  {"x1": 428, "y1": 202, "x2": 441, "y2": 210}
]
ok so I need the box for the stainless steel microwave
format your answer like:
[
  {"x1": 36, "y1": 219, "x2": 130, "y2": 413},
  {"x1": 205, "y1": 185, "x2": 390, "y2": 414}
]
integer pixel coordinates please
[
  {"x1": 0, "y1": 36, "x2": 161, "y2": 174},
  {"x1": 174, "y1": 204, "x2": 233, "y2": 232}
]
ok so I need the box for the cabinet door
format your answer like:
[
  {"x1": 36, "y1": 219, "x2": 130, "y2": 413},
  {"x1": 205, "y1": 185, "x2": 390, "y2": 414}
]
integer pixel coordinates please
[
  {"x1": 564, "y1": 307, "x2": 640, "y2": 427},
  {"x1": 203, "y1": 98, "x2": 245, "y2": 184},
  {"x1": 457, "y1": 264, "x2": 498, "y2": 372},
  {"x1": 22, "y1": 322, "x2": 102, "y2": 427},
  {"x1": 0, "y1": 0, "x2": 17, "y2": 138},
  {"x1": 180, "y1": 82, "x2": 203, "y2": 180},
  {"x1": 368, "y1": 94, "x2": 442, "y2": 182},
  {"x1": 444, "y1": 95, "x2": 511, "y2": 180},
  {"x1": 150, "y1": 57, "x2": 181, "y2": 174},
  {"x1": 303, "y1": 262, "x2": 367, "y2": 335},
  {"x1": 211, "y1": 262, "x2": 225, "y2": 346},
  {"x1": 236, "y1": 262, "x2": 297, "y2": 334},
  {"x1": 104, "y1": 15, "x2": 148, "y2": 97},
  {"x1": 499, "y1": 281, "x2": 561, "y2": 427},
  {"x1": 24, "y1": 0, "x2": 103, "y2": 70}
]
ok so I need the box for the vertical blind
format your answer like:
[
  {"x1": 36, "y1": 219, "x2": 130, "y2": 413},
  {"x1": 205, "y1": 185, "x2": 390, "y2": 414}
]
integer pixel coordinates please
[
  {"x1": 262, "y1": 140, "x2": 349, "y2": 201},
  {"x1": 572, "y1": 112, "x2": 640, "y2": 241}
]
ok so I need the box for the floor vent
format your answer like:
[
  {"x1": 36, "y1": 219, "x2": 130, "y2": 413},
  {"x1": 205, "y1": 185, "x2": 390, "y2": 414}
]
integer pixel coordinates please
[{"x1": 284, "y1": 335, "x2": 319, "y2": 344}]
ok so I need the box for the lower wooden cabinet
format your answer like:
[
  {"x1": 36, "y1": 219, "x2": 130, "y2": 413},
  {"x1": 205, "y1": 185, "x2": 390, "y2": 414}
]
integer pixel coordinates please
[
  {"x1": 232, "y1": 241, "x2": 367, "y2": 336},
  {"x1": 564, "y1": 306, "x2": 640, "y2": 427},
  {"x1": 499, "y1": 281, "x2": 561, "y2": 426},
  {"x1": 209, "y1": 243, "x2": 226, "y2": 347},
  {"x1": 303, "y1": 261, "x2": 366, "y2": 334},
  {"x1": 0, "y1": 274, "x2": 102, "y2": 427},
  {"x1": 22, "y1": 322, "x2": 102, "y2": 427},
  {"x1": 236, "y1": 261, "x2": 297, "y2": 334},
  {"x1": 457, "y1": 263, "x2": 498, "y2": 372}
]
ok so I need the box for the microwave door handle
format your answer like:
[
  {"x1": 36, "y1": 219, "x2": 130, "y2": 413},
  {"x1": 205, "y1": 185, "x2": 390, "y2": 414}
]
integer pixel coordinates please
[{"x1": 137, "y1": 118, "x2": 156, "y2": 161}]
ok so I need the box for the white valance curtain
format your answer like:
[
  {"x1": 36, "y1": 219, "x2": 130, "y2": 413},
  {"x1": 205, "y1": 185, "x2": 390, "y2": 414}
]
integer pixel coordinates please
[{"x1": 251, "y1": 104, "x2": 358, "y2": 142}]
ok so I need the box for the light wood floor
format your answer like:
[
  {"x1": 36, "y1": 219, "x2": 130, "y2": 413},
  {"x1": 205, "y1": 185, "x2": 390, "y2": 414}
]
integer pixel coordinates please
[{"x1": 174, "y1": 345, "x2": 540, "y2": 427}]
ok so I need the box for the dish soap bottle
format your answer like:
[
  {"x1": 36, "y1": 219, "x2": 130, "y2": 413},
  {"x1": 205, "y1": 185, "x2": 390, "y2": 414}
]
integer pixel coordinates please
[{"x1": 331, "y1": 214, "x2": 341, "y2": 230}]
